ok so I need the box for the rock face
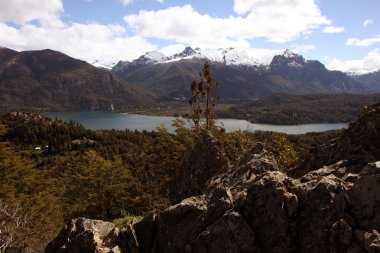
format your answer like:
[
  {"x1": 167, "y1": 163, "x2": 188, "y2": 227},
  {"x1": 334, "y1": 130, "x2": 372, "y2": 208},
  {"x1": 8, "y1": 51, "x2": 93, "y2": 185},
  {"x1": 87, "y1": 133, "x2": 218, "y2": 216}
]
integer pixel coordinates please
[
  {"x1": 45, "y1": 218, "x2": 121, "y2": 253},
  {"x1": 46, "y1": 103, "x2": 380, "y2": 253},
  {"x1": 170, "y1": 131, "x2": 229, "y2": 202},
  {"x1": 124, "y1": 156, "x2": 380, "y2": 253},
  {"x1": 47, "y1": 157, "x2": 380, "y2": 252},
  {"x1": 295, "y1": 101, "x2": 380, "y2": 176},
  {"x1": 330, "y1": 101, "x2": 380, "y2": 165}
]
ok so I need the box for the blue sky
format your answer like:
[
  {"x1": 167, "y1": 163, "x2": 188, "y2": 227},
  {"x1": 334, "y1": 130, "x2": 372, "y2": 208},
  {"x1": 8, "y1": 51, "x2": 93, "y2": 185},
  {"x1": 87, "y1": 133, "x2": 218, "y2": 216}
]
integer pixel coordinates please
[{"x1": 0, "y1": 0, "x2": 379, "y2": 73}]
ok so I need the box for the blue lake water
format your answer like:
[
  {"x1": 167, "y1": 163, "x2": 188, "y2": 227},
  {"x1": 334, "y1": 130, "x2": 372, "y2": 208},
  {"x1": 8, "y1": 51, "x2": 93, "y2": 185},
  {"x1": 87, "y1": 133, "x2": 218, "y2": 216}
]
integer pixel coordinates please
[{"x1": 45, "y1": 111, "x2": 348, "y2": 135}]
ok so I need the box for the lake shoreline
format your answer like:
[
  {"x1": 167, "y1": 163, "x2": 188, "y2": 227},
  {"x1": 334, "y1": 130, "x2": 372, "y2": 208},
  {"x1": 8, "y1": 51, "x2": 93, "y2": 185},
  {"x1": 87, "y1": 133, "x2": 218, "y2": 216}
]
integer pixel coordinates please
[{"x1": 45, "y1": 111, "x2": 348, "y2": 135}]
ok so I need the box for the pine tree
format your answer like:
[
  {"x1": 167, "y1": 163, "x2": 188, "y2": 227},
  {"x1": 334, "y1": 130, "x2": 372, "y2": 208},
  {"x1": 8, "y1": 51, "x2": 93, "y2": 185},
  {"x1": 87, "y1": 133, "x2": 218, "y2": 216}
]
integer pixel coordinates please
[{"x1": 189, "y1": 62, "x2": 219, "y2": 130}]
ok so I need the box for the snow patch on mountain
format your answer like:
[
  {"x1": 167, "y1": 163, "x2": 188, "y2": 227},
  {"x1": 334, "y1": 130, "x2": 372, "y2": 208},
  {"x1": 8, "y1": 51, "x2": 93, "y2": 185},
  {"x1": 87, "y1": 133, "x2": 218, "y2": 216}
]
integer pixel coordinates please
[
  {"x1": 287, "y1": 61, "x2": 304, "y2": 68},
  {"x1": 199, "y1": 47, "x2": 285, "y2": 66},
  {"x1": 283, "y1": 49, "x2": 299, "y2": 58},
  {"x1": 104, "y1": 47, "x2": 310, "y2": 70},
  {"x1": 91, "y1": 60, "x2": 116, "y2": 70},
  {"x1": 144, "y1": 51, "x2": 169, "y2": 62},
  {"x1": 122, "y1": 46, "x2": 289, "y2": 67}
]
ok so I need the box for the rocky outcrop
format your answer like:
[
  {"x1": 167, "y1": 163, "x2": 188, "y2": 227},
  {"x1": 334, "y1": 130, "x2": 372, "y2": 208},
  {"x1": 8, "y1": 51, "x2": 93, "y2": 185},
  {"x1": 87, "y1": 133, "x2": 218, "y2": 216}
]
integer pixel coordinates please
[
  {"x1": 45, "y1": 218, "x2": 121, "y2": 253},
  {"x1": 47, "y1": 151, "x2": 380, "y2": 252},
  {"x1": 170, "y1": 131, "x2": 229, "y2": 202},
  {"x1": 47, "y1": 103, "x2": 380, "y2": 253},
  {"x1": 330, "y1": 101, "x2": 380, "y2": 164},
  {"x1": 294, "y1": 101, "x2": 380, "y2": 176},
  {"x1": 123, "y1": 156, "x2": 380, "y2": 252}
]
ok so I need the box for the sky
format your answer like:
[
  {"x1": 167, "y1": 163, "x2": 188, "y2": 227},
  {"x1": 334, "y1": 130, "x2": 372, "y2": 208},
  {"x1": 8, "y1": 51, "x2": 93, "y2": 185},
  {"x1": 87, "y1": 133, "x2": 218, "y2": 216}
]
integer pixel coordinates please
[{"x1": 0, "y1": 0, "x2": 379, "y2": 74}]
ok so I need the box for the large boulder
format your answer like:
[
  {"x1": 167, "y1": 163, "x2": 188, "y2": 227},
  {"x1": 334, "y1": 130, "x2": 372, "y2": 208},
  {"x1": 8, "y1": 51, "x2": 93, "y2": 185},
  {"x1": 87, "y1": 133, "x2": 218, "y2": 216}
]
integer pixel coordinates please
[
  {"x1": 45, "y1": 218, "x2": 121, "y2": 253},
  {"x1": 170, "y1": 131, "x2": 229, "y2": 202}
]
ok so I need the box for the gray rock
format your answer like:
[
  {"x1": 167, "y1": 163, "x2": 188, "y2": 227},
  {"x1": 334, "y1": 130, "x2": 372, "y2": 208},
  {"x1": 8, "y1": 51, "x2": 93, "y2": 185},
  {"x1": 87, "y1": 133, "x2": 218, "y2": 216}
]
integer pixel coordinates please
[
  {"x1": 45, "y1": 218, "x2": 120, "y2": 253},
  {"x1": 295, "y1": 101, "x2": 380, "y2": 176},
  {"x1": 170, "y1": 131, "x2": 230, "y2": 202}
]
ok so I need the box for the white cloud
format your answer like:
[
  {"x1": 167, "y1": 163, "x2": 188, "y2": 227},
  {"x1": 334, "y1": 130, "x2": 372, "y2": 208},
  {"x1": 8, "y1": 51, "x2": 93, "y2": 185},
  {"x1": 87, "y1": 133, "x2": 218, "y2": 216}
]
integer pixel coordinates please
[
  {"x1": 363, "y1": 19, "x2": 374, "y2": 27},
  {"x1": 0, "y1": 0, "x2": 349, "y2": 67},
  {"x1": 0, "y1": 0, "x2": 158, "y2": 64},
  {"x1": 233, "y1": 0, "x2": 322, "y2": 17},
  {"x1": 322, "y1": 26, "x2": 344, "y2": 33},
  {"x1": 0, "y1": 22, "x2": 156, "y2": 64},
  {"x1": 0, "y1": 0, "x2": 63, "y2": 27},
  {"x1": 326, "y1": 48, "x2": 380, "y2": 74},
  {"x1": 291, "y1": 44, "x2": 315, "y2": 53},
  {"x1": 119, "y1": 0, "x2": 164, "y2": 6},
  {"x1": 347, "y1": 35, "x2": 380, "y2": 47},
  {"x1": 119, "y1": 0, "x2": 134, "y2": 6},
  {"x1": 124, "y1": 1, "x2": 330, "y2": 47}
]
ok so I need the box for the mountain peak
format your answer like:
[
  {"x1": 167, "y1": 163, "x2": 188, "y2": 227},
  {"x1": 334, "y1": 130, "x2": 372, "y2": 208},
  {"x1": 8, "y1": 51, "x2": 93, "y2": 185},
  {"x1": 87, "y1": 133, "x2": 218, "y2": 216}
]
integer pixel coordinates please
[
  {"x1": 270, "y1": 49, "x2": 308, "y2": 69},
  {"x1": 115, "y1": 47, "x2": 293, "y2": 69},
  {"x1": 142, "y1": 51, "x2": 168, "y2": 62},
  {"x1": 171, "y1": 46, "x2": 200, "y2": 60},
  {"x1": 182, "y1": 46, "x2": 196, "y2": 55},
  {"x1": 283, "y1": 49, "x2": 299, "y2": 58},
  {"x1": 131, "y1": 51, "x2": 169, "y2": 65}
]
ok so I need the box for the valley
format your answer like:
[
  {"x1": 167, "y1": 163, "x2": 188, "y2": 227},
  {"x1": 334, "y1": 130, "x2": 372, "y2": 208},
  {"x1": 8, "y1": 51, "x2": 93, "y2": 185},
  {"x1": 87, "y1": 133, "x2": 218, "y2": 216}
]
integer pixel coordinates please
[
  {"x1": 2, "y1": 46, "x2": 380, "y2": 126},
  {"x1": 1, "y1": 42, "x2": 380, "y2": 253},
  {"x1": 1, "y1": 1, "x2": 380, "y2": 252}
]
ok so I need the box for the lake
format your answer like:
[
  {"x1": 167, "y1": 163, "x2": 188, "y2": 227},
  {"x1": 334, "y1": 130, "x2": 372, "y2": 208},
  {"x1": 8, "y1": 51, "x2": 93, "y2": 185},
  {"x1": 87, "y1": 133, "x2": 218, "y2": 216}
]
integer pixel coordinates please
[{"x1": 45, "y1": 111, "x2": 348, "y2": 135}]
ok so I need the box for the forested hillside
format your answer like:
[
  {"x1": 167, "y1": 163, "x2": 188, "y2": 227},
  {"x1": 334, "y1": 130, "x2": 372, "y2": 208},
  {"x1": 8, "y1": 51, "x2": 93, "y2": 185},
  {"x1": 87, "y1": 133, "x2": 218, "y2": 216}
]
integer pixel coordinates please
[
  {"x1": 220, "y1": 93, "x2": 380, "y2": 124},
  {"x1": 0, "y1": 112, "x2": 254, "y2": 252},
  {"x1": 0, "y1": 47, "x2": 155, "y2": 113}
]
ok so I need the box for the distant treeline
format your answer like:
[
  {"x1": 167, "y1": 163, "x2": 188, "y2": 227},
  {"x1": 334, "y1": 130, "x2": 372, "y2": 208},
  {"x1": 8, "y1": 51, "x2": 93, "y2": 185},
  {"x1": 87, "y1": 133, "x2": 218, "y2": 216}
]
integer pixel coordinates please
[{"x1": 219, "y1": 93, "x2": 380, "y2": 124}]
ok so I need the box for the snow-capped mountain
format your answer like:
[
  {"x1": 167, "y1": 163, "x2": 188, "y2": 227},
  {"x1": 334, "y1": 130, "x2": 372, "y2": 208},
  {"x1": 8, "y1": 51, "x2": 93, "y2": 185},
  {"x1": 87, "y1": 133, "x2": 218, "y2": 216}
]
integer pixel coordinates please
[
  {"x1": 111, "y1": 47, "x2": 373, "y2": 101},
  {"x1": 91, "y1": 59, "x2": 117, "y2": 70},
  {"x1": 114, "y1": 46, "x2": 288, "y2": 69},
  {"x1": 198, "y1": 47, "x2": 285, "y2": 66},
  {"x1": 270, "y1": 49, "x2": 308, "y2": 70}
]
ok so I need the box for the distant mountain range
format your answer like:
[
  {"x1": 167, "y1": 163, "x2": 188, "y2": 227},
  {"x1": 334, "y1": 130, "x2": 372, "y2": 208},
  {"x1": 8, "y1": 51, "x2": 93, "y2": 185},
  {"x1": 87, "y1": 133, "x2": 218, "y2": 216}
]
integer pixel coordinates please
[
  {"x1": 0, "y1": 47, "x2": 154, "y2": 112},
  {"x1": 112, "y1": 47, "x2": 380, "y2": 101},
  {"x1": 112, "y1": 47, "x2": 284, "y2": 69},
  {"x1": 351, "y1": 70, "x2": 380, "y2": 90},
  {"x1": 1, "y1": 46, "x2": 380, "y2": 113}
]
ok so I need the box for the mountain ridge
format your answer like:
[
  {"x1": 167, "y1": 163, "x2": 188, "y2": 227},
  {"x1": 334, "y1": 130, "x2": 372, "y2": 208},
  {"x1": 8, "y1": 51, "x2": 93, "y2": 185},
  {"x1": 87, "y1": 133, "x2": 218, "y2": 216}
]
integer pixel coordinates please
[
  {"x1": 0, "y1": 47, "x2": 155, "y2": 113},
  {"x1": 113, "y1": 46, "x2": 287, "y2": 69},
  {"x1": 112, "y1": 48, "x2": 377, "y2": 101}
]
